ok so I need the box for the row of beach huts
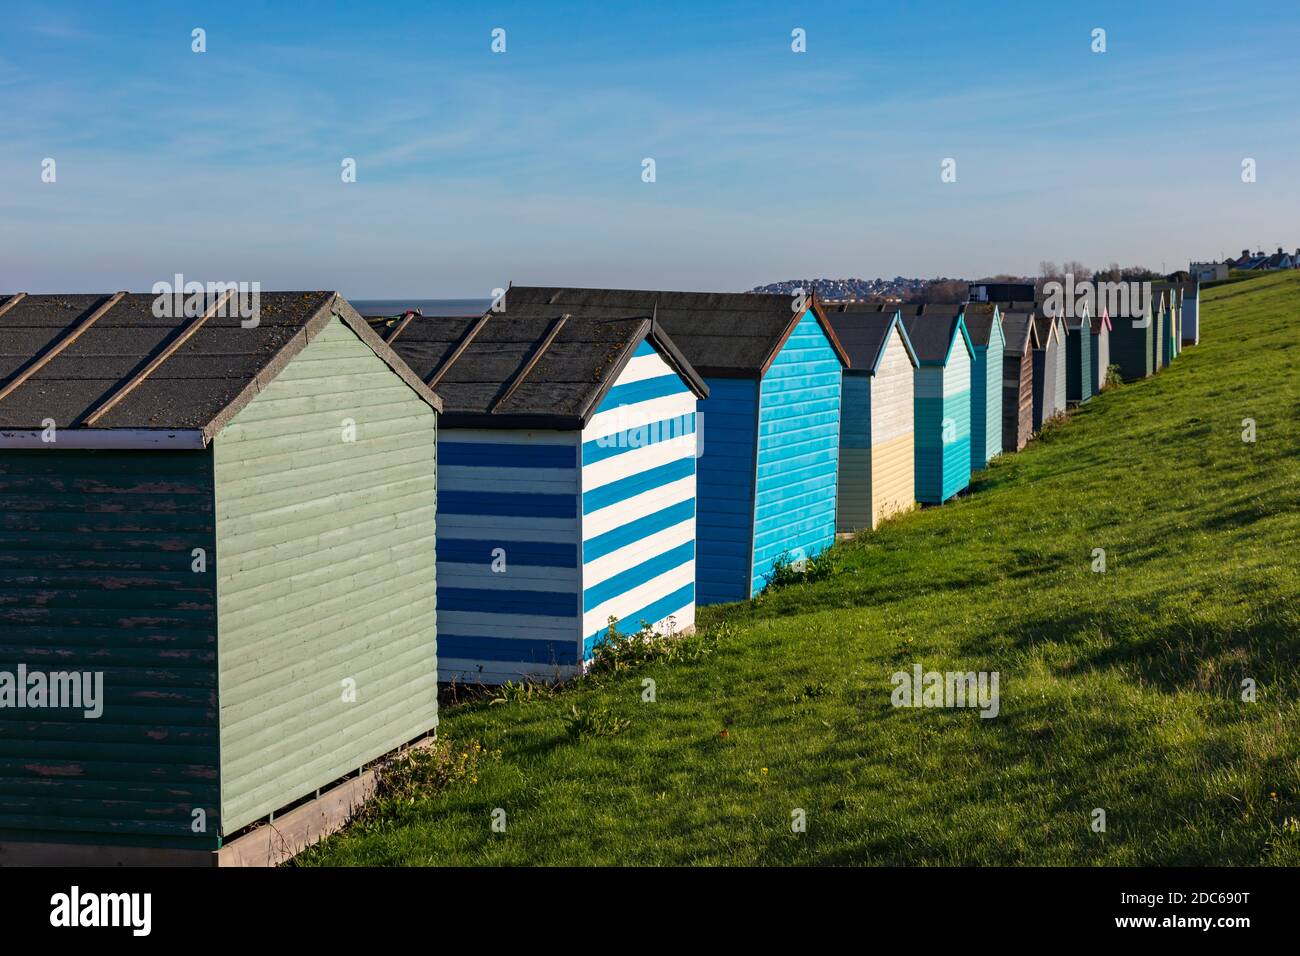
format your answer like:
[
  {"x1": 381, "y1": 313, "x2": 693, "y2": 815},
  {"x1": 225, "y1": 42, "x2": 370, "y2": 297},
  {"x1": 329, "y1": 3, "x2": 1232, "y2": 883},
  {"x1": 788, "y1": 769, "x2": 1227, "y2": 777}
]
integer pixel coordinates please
[{"x1": 0, "y1": 277, "x2": 1199, "y2": 863}]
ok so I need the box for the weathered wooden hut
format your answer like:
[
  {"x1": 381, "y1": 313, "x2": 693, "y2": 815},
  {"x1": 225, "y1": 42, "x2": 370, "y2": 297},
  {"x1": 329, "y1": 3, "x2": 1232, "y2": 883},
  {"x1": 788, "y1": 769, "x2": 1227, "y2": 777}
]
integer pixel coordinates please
[
  {"x1": 999, "y1": 310, "x2": 1038, "y2": 453},
  {"x1": 374, "y1": 309, "x2": 707, "y2": 684},
  {"x1": 901, "y1": 308, "x2": 974, "y2": 504},
  {"x1": 822, "y1": 305, "x2": 918, "y2": 531},
  {"x1": 1030, "y1": 313, "x2": 1067, "y2": 428},
  {"x1": 1089, "y1": 312, "x2": 1112, "y2": 393},
  {"x1": 1065, "y1": 313, "x2": 1093, "y2": 404},
  {"x1": 0, "y1": 291, "x2": 441, "y2": 864},
  {"x1": 959, "y1": 302, "x2": 1006, "y2": 470},
  {"x1": 495, "y1": 287, "x2": 848, "y2": 605},
  {"x1": 1107, "y1": 292, "x2": 1154, "y2": 381}
]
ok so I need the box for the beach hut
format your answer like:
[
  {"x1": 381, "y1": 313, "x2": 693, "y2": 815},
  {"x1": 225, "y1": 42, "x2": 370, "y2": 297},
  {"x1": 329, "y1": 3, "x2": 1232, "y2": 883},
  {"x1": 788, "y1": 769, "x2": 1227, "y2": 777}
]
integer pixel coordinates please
[
  {"x1": 1161, "y1": 282, "x2": 1181, "y2": 363},
  {"x1": 1064, "y1": 313, "x2": 1093, "y2": 404},
  {"x1": 1000, "y1": 310, "x2": 1038, "y2": 453},
  {"x1": 484, "y1": 287, "x2": 848, "y2": 607},
  {"x1": 901, "y1": 308, "x2": 975, "y2": 504},
  {"x1": 960, "y1": 302, "x2": 1006, "y2": 470},
  {"x1": 374, "y1": 309, "x2": 708, "y2": 683},
  {"x1": 1089, "y1": 312, "x2": 1112, "y2": 393},
  {"x1": 1107, "y1": 292, "x2": 1155, "y2": 381},
  {"x1": 1149, "y1": 287, "x2": 1167, "y2": 373},
  {"x1": 1030, "y1": 313, "x2": 1067, "y2": 428},
  {"x1": 1181, "y1": 279, "x2": 1201, "y2": 346},
  {"x1": 0, "y1": 291, "x2": 441, "y2": 865},
  {"x1": 822, "y1": 304, "x2": 918, "y2": 531}
]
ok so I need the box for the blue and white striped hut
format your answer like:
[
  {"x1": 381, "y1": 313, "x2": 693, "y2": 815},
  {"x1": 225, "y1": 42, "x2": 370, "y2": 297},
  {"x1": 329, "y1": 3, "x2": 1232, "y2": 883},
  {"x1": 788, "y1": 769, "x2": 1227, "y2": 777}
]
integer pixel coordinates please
[
  {"x1": 375, "y1": 310, "x2": 707, "y2": 684},
  {"x1": 500, "y1": 287, "x2": 849, "y2": 605}
]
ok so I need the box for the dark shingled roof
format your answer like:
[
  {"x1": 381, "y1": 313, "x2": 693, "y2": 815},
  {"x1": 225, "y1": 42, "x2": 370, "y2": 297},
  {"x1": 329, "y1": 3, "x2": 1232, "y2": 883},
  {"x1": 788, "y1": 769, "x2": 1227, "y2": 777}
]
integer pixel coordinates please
[
  {"x1": 1031, "y1": 313, "x2": 1063, "y2": 347},
  {"x1": 960, "y1": 302, "x2": 1002, "y2": 347},
  {"x1": 496, "y1": 286, "x2": 848, "y2": 377},
  {"x1": 0, "y1": 291, "x2": 439, "y2": 442},
  {"x1": 1001, "y1": 312, "x2": 1039, "y2": 354},
  {"x1": 901, "y1": 313, "x2": 971, "y2": 366},
  {"x1": 371, "y1": 310, "x2": 708, "y2": 429},
  {"x1": 820, "y1": 304, "x2": 917, "y2": 373}
]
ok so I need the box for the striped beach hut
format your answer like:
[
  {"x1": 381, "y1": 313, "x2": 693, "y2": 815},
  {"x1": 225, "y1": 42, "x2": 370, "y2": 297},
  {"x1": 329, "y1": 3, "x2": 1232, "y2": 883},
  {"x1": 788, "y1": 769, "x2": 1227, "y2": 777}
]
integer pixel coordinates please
[
  {"x1": 374, "y1": 309, "x2": 707, "y2": 684},
  {"x1": 822, "y1": 304, "x2": 918, "y2": 531},
  {"x1": 1030, "y1": 313, "x2": 1067, "y2": 428},
  {"x1": 901, "y1": 308, "x2": 974, "y2": 504},
  {"x1": 0, "y1": 291, "x2": 441, "y2": 865},
  {"x1": 1064, "y1": 313, "x2": 1093, "y2": 404},
  {"x1": 959, "y1": 302, "x2": 1005, "y2": 470},
  {"x1": 1000, "y1": 309, "x2": 1038, "y2": 453},
  {"x1": 496, "y1": 287, "x2": 848, "y2": 605},
  {"x1": 1107, "y1": 291, "x2": 1155, "y2": 381},
  {"x1": 1089, "y1": 312, "x2": 1112, "y2": 394}
]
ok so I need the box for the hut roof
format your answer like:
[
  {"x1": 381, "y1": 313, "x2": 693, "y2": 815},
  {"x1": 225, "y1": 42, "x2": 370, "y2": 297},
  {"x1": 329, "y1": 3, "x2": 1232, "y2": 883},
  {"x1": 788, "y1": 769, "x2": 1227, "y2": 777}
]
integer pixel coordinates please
[
  {"x1": 901, "y1": 313, "x2": 975, "y2": 366},
  {"x1": 821, "y1": 305, "x2": 918, "y2": 373},
  {"x1": 1090, "y1": 314, "x2": 1113, "y2": 333},
  {"x1": 1031, "y1": 313, "x2": 1064, "y2": 347},
  {"x1": 496, "y1": 286, "x2": 849, "y2": 377},
  {"x1": 373, "y1": 310, "x2": 708, "y2": 429},
  {"x1": 1001, "y1": 312, "x2": 1039, "y2": 355},
  {"x1": 959, "y1": 302, "x2": 1003, "y2": 347},
  {"x1": 0, "y1": 291, "x2": 438, "y2": 447}
]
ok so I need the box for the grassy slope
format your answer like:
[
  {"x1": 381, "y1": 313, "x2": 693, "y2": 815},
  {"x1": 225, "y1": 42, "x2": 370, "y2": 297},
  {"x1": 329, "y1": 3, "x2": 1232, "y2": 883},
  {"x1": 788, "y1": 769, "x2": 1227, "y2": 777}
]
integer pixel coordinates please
[{"x1": 303, "y1": 272, "x2": 1300, "y2": 866}]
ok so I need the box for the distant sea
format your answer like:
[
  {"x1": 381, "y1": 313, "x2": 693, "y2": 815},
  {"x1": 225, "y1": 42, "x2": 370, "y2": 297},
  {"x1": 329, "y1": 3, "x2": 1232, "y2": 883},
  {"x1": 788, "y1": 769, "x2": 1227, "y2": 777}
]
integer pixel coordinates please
[{"x1": 350, "y1": 298, "x2": 493, "y2": 317}]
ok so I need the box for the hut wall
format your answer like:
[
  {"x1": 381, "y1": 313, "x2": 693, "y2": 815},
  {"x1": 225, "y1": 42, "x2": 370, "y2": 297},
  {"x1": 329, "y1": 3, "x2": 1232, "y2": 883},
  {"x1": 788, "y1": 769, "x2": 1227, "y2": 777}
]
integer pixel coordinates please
[
  {"x1": 971, "y1": 322, "x2": 1004, "y2": 470},
  {"x1": 1002, "y1": 347, "x2": 1033, "y2": 453},
  {"x1": 1109, "y1": 312, "x2": 1153, "y2": 381},
  {"x1": 0, "y1": 447, "x2": 221, "y2": 850},
  {"x1": 868, "y1": 326, "x2": 915, "y2": 527},
  {"x1": 1067, "y1": 324, "x2": 1093, "y2": 403},
  {"x1": 1090, "y1": 325, "x2": 1110, "y2": 393},
  {"x1": 835, "y1": 373, "x2": 873, "y2": 532},
  {"x1": 750, "y1": 309, "x2": 842, "y2": 594},
  {"x1": 1182, "y1": 291, "x2": 1200, "y2": 345},
  {"x1": 579, "y1": 341, "x2": 698, "y2": 657},
  {"x1": 436, "y1": 426, "x2": 579, "y2": 683},
  {"x1": 693, "y1": 377, "x2": 758, "y2": 606},
  {"x1": 212, "y1": 317, "x2": 439, "y2": 832},
  {"x1": 915, "y1": 344, "x2": 971, "y2": 504}
]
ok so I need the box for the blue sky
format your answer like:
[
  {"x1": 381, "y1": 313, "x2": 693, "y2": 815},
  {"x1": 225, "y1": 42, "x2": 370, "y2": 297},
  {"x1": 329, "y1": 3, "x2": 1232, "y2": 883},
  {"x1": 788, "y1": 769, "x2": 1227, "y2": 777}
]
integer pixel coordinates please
[{"x1": 2, "y1": 1, "x2": 1297, "y2": 296}]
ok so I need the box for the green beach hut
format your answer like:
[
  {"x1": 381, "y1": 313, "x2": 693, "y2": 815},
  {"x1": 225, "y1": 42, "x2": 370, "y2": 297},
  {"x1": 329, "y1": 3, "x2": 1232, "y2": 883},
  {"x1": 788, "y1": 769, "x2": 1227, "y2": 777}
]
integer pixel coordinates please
[{"x1": 0, "y1": 291, "x2": 441, "y2": 865}]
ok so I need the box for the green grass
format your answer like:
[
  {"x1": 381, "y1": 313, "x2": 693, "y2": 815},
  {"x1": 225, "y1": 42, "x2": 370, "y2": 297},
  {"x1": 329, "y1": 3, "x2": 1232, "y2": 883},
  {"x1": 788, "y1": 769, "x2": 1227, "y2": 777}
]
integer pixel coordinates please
[{"x1": 300, "y1": 271, "x2": 1300, "y2": 866}]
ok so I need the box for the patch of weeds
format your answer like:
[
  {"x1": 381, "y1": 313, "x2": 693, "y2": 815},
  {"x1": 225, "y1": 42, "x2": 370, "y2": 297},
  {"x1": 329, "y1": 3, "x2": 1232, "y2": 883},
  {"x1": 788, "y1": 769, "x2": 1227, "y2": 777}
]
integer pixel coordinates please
[
  {"x1": 1104, "y1": 364, "x2": 1125, "y2": 390},
  {"x1": 563, "y1": 703, "x2": 631, "y2": 739},
  {"x1": 587, "y1": 615, "x2": 727, "y2": 676},
  {"x1": 762, "y1": 548, "x2": 841, "y2": 594},
  {"x1": 357, "y1": 738, "x2": 499, "y2": 825},
  {"x1": 790, "y1": 681, "x2": 831, "y2": 703},
  {"x1": 491, "y1": 679, "x2": 557, "y2": 705}
]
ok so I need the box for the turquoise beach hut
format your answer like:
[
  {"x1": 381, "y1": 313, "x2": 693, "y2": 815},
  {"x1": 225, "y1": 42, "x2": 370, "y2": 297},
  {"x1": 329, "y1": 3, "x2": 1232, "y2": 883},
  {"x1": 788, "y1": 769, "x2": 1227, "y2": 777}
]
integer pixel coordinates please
[
  {"x1": 958, "y1": 302, "x2": 1005, "y2": 470},
  {"x1": 901, "y1": 307, "x2": 975, "y2": 504}
]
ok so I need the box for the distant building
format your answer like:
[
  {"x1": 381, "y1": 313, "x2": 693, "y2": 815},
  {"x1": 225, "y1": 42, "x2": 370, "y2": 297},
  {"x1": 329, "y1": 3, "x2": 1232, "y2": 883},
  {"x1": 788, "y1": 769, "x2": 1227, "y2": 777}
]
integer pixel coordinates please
[
  {"x1": 1190, "y1": 261, "x2": 1228, "y2": 282},
  {"x1": 968, "y1": 281, "x2": 1035, "y2": 303},
  {"x1": 1230, "y1": 247, "x2": 1299, "y2": 271}
]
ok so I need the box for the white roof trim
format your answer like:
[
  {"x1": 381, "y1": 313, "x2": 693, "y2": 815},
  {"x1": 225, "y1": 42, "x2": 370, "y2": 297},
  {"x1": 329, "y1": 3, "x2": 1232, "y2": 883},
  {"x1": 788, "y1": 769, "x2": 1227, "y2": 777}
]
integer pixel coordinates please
[{"x1": 0, "y1": 428, "x2": 207, "y2": 449}]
